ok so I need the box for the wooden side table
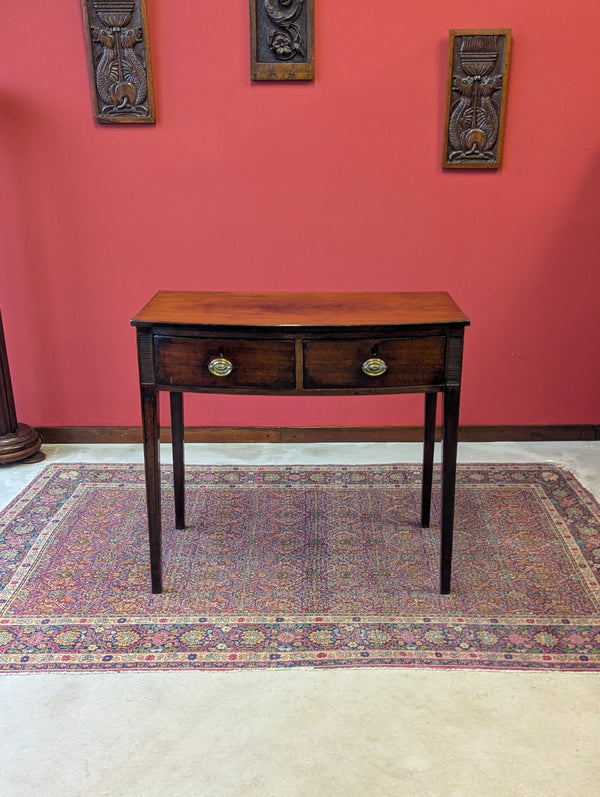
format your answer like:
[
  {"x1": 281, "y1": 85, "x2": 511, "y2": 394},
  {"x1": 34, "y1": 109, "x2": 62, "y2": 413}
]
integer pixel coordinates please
[{"x1": 132, "y1": 291, "x2": 470, "y2": 595}]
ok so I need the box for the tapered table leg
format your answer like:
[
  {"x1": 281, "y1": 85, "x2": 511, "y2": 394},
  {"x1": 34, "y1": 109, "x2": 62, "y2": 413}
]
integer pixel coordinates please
[
  {"x1": 141, "y1": 385, "x2": 162, "y2": 593},
  {"x1": 421, "y1": 391, "x2": 437, "y2": 528},
  {"x1": 170, "y1": 391, "x2": 185, "y2": 530},
  {"x1": 440, "y1": 385, "x2": 460, "y2": 594}
]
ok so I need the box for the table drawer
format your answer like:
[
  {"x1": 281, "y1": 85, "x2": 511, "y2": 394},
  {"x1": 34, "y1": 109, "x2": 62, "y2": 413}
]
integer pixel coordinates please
[
  {"x1": 303, "y1": 337, "x2": 446, "y2": 389},
  {"x1": 155, "y1": 336, "x2": 296, "y2": 390}
]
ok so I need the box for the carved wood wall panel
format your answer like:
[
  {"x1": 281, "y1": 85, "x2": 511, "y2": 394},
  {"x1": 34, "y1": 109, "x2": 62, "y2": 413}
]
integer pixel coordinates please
[
  {"x1": 249, "y1": 0, "x2": 315, "y2": 81},
  {"x1": 443, "y1": 29, "x2": 512, "y2": 169},
  {"x1": 80, "y1": 0, "x2": 155, "y2": 124}
]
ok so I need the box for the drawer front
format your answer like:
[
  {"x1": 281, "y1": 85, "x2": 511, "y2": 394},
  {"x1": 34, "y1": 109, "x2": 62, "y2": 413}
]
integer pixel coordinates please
[
  {"x1": 303, "y1": 337, "x2": 446, "y2": 389},
  {"x1": 155, "y1": 336, "x2": 296, "y2": 390}
]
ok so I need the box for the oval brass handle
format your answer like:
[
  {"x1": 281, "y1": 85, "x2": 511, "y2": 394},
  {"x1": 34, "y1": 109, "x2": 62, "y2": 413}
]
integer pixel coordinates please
[
  {"x1": 362, "y1": 356, "x2": 388, "y2": 377},
  {"x1": 208, "y1": 349, "x2": 233, "y2": 377}
]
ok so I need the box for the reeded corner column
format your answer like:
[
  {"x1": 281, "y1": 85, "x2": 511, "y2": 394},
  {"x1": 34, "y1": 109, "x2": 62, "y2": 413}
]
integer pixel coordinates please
[{"x1": 0, "y1": 309, "x2": 43, "y2": 465}]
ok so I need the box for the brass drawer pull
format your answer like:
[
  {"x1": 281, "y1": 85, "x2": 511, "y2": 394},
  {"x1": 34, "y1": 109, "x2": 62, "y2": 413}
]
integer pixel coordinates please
[
  {"x1": 208, "y1": 348, "x2": 233, "y2": 377},
  {"x1": 362, "y1": 346, "x2": 387, "y2": 377}
]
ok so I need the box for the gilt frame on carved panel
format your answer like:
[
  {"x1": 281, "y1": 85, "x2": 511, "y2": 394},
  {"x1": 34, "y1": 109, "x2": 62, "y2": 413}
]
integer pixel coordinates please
[
  {"x1": 442, "y1": 29, "x2": 512, "y2": 169},
  {"x1": 80, "y1": 0, "x2": 156, "y2": 124},
  {"x1": 250, "y1": 0, "x2": 315, "y2": 81}
]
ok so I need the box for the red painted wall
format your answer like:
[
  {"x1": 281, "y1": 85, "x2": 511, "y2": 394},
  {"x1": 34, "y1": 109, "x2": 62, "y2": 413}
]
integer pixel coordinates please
[{"x1": 1, "y1": 2, "x2": 599, "y2": 430}]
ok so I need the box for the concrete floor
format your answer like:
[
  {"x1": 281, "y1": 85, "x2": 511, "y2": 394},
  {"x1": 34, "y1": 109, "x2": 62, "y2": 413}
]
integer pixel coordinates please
[{"x1": 1, "y1": 441, "x2": 599, "y2": 796}]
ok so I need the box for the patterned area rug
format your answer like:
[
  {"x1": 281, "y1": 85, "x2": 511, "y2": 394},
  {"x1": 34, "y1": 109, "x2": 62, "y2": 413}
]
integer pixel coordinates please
[{"x1": 1, "y1": 463, "x2": 600, "y2": 672}]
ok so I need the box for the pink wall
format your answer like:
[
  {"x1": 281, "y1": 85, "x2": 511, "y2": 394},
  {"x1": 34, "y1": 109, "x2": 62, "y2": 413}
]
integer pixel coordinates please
[{"x1": 1, "y1": 1, "x2": 599, "y2": 430}]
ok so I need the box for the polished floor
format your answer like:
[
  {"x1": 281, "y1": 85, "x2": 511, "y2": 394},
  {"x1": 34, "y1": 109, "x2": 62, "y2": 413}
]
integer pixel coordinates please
[{"x1": 1, "y1": 441, "x2": 599, "y2": 796}]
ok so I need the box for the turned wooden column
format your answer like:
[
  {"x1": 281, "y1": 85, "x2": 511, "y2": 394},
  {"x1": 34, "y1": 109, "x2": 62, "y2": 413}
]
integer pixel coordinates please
[{"x1": 0, "y1": 308, "x2": 42, "y2": 464}]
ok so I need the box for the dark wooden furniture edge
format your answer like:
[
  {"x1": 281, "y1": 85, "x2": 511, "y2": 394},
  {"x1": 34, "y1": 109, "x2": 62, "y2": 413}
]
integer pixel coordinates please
[
  {"x1": 0, "y1": 309, "x2": 43, "y2": 465},
  {"x1": 37, "y1": 425, "x2": 600, "y2": 444}
]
